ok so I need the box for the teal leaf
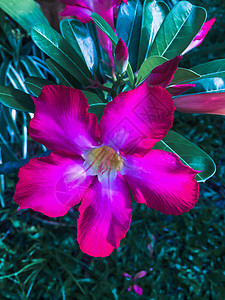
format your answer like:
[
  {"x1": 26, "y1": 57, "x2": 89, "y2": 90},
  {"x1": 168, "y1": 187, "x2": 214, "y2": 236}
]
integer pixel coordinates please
[
  {"x1": 191, "y1": 59, "x2": 225, "y2": 75},
  {"x1": 82, "y1": 91, "x2": 103, "y2": 105},
  {"x1": 88, "y1": 104, "x2": 106, "y2": 120},
  {"x1": 153, "y1": 130, "x2": 216, "y2": 182},
  {"x1": 148, "y1": 1, "x2": 206, "y2": 59},
  {"x1": 170, "y1": 68, "x2": 200, "y2": 85},
  {"x1": 46, "y1": 58, "x2": 81, "y2": 89},
  {"x1": 0, "y1": 0, "x2": 49, "y2": 32},
  {"x1": 138, "y1": 0, "x2": 169, "y2": 68},
  {"x1": 91, "y1": 13, "x2": 118, "y2": 45},
  {"x1": 0, "y1": 86, "x2": 35, "y2": 112},
  {"x1": 31, "y1": 24, "x2": 93, "y2": 86},
  {"x1": 60, "y1": 19, "x2": 98, "y2": 75},
  {"x1": 25, "y1": 77, "x2": 56, "y2": 97},
  {"x1": 116, "y1": 0, "x2": 142, "y2": 71}
]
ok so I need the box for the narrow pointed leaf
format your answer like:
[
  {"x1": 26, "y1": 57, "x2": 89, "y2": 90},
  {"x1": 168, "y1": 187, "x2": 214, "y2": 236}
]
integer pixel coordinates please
[
  {"x1": 0, "y1": 86, "x2": 34, "y2": 112},
  {"x1": 148, "y1": 1, "x2": 206, "y2": 59},
  {"x1": 91, "y1": 13, "x2": 118, "y2": 45},
  {"x1": 153, "y1": 130, "x2": 216, "y2": 182},
  {"x1": 31, "y1": 24, "x2": 93, "y2": 86},
  {"x1": 138, "y1": 0, "x2": 169, "y2": 68}
]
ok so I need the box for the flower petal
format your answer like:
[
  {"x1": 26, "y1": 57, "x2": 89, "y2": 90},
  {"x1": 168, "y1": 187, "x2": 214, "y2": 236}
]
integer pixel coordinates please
[
  {"x1": 133, "y1": 271, "x2": 147, "y2": 281},
  {"x1": 174, "y1": 92, "x2": 225, "y2": 115},
  {"x1": 146, "y1": 56, "x2": 182, "y2": 88},
  {"x1": 14, "y1": 152, "x2": 93, "y2": 217},
  {"x1": 77, "y1": 175, "x2": 132, "y2": 257},
  {"x1": 30, "y1": 86, "x2": 99, "y2": 156},
  {"x1": 123, "y1": 150, "x2": 199, "y2": 215},
  {"x1": 133, "y1": 285, "x2": 143, "y2": 296},
  {"x1": 99, "y1": 83, "x2": 174, "y2": 157},
  {"x1": 182, "y1": 18, "x2": 216, "y2": 55},
  {"x1": 60, "y1": 5, "x2": 92, "y2": 22},
  {"x1": 123, "y1": 273, "x2": 132, "y2": 278}
]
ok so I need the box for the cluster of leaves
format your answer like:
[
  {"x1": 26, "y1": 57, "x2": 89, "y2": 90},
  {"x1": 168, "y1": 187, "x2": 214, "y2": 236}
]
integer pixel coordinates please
[{"x1": 0, "y1": 0, "x2": 225, "y2": 298}]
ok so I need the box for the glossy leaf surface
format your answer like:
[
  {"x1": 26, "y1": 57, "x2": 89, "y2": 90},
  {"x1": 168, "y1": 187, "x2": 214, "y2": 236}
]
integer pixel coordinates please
[
  {"x1": 31, "y1": 24, "x2": 93, "y2": 86},
  {"x1": 153, "y1": 130, "x2": 216, "y2": 182},
  {"x1": 60, "y1": 19, "x2": 98, "y2": 74},
  {"x1": 148, "y1": 1, "x2": 206, "y2": 59},
  {"x1": 138, "y1": 0, "x2": 169, "y2": 68},
  {"x1": 116, "y1": 0, "x2": 142, "y2": 70}
]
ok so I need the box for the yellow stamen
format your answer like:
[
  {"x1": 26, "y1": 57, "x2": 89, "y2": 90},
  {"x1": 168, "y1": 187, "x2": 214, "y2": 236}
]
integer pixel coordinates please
[{"x1": 85, "y1": 146, "x2": 123, "y2": 176}]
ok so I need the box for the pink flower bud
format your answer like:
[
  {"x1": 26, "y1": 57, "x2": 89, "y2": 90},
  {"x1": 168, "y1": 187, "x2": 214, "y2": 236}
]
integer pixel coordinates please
[{"x1": 115, "y1": 38, "x2": 129, "y2": 73}]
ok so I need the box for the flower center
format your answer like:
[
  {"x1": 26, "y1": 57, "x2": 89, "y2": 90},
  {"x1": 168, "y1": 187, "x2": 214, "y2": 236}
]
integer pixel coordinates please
[{"x1": 85, "y1": 146, "x2": 123, "y2": 177}]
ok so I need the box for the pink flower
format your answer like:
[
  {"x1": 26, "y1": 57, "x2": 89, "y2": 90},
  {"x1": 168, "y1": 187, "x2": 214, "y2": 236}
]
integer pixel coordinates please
[
  {"x1": 115, "y1": 38, "x2": 129, "y2": 73},
  {"x1": 123, "y1": 271, "x2": 147, "y2": 295},
  {"x1": 13, "y1": 57, "x2": 199, "y2": 257},
  {"x1": 182, "y1": 18, "x2": 216, "y2": 55},
  {"x1": 60, "y1": 0, "x2": 127, "y2": 64}
]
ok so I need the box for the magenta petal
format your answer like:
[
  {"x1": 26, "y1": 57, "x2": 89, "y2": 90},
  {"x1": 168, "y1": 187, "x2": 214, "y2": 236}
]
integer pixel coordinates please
[
  {"x1": 174, "y1": 92, "x2": 225, "y2": 115},
  {"x1": 182, "y1": 18, "x2": 216, "y2": 55},
  {"x1": 123, "y1": 150, "x2": 199, "y2": 215},
  {"x1": 123, "y1": 273, "x2": 132, "y2": 278},
  {"x1": 99, "y1": 83, "x2": 174, "y2": 157},
  {"x1": 167, "y1": 84, "x2": 195, "y2": 97},
  {"x1": 146, "y1": 56, "x2": 182, "y2": 88},
  {"x1": 30, "y1": 86, "x2": 99, "y2": 156},
  {"x1": 77, "y1": 175, "x2": 132, "y2": 257},
  {"x1": 133, "y1": 271, "x2": 147, "y2": 280},
  {"x1": 14, "y1": 152, "x2": 93, "y2": 218},
  {"x1": 60, "y1": 5, "x2": 92, "y2": 22},
  {"x1": 133, "y1": 285, "x2": 143, "y2": 296}
]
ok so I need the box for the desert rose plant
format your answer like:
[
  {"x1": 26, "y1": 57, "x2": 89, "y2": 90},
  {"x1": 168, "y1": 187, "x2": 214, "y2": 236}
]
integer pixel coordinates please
[{"x1": 0, "y1": 0, "x2": 222, "y2": 257}]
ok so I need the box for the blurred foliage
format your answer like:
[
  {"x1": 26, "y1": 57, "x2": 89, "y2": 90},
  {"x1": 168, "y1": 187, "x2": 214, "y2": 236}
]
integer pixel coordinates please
[{"x1": 0, "y1": 0, "x2": 225, "y2": 299}]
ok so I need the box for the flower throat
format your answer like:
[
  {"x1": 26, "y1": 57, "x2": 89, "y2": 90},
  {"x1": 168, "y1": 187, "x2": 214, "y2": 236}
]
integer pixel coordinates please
[{"x1": 85, "y1": 146, "x2": 123, "y2": 176}]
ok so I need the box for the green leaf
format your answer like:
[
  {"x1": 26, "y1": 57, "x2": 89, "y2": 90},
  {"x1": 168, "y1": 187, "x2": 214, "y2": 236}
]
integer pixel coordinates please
[
  {"x1": 91, "y1": 13, "x2": 118, "y2": 45},
  {"x1": 82, "y1": 91, "x2": 103, "y2": 105},
  {"x1": 88, "y1": 104, "x2": 106, "y2": 120},
  {"x1": 153, "y1": 130, "x2": 216, "y2": 182},
  {"x1": 170, "y1": 68, "x2": 200, "y2": 85},
  {"x1": 138, "y1": 0, "x2": 169, "y2": 68},
  {"x1": 0, "y1": 0, "x2": 49, "y2": 32},
  {"x1": 46, "y1": 58, "x2": 81, "y2": 89},
  {"x1": 0, "y1": 86, "x2": 34, "y2": 112},
  {"x1": 31, "y1": 24, "x2": 93, "y2": 86},
  {"x1": 136, "y1": 56, "x2": 166, "y2": 85},
  {"x1": 148, "y1": 1, "x2": 206, "y2": 59},
  {"x1": 25, "y1": 77, "x2": 55, "y2": 97},
  {"x1": 116, "y1": 0, "x2": 142, "y2": 71},
  {"x1": 127, "y1": 63, "x2": 135, "y2": 88},
  {"x1": 60, "y1": 19, "x2": 98, "y2": 75},
  {"x1": 191, "y1": 59, "x2": 225, "y2": 75}
]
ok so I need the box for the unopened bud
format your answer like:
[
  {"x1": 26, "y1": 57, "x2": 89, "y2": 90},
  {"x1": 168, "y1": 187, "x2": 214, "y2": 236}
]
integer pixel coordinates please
[{"x1": 115, "y1": 38, "x2": 129, "y2": 74}]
